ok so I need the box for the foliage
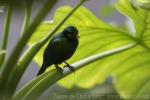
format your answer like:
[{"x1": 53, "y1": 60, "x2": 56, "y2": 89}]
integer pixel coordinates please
[
  {"x1": 0, "y1": 0, "x2": 88, "y2": 99},
  {"x1": 0, "y1": 0, "x2": 150, "y2": 99},
  {"x1": 131, "y1": 0, "x2": 150, "y2": 10},
  {"x1": 99, "y1": 4, "x2": 116, "y2": 18},
  {"x1": 27, "y1": 0, "x2": 150, "y2": 99}
]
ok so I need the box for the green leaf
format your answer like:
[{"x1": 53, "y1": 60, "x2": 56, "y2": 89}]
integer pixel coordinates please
[
  {"x1": 0, "y1": 0, "x2": 58, "y2": 98},
  {"x1": 5, "y1": 0, "x2": 86, "y2": 98},
  {"x1": 28, "y1": 6, "x2": 133, "y2": 87},
  {"x1": 117, "y1": 0, "x2": 150, "y2": 38},
  {"x1": 13, "y1": 70, "x2": 55, "y2": 100},
  {"x1": 15, "y1": 44, "x2": 135, "y2": 99},
  {"x1": 114, "y1": 0, "x2": 150, "y2": 99},
  {"x1": 99, "y1": 4, "x2": 116, "y2": 18},
  {"x1": 47, "y1": 79, "x2": 121, "y2": 100},
  {"x1": 131, "y1": 0, "x2": 150, "y2": 10},
  {"x1": 27, "y1": 0, "x2": 150, "y2": 99}
]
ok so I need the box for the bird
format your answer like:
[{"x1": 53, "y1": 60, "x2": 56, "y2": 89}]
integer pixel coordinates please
[{"x1": 37, "y1": 26, "x2": 79, "y2": 76}]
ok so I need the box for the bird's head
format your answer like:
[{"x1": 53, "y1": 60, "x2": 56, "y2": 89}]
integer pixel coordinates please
[{"x1": 63, "y1": 26, "x2": 79, "y2": 40}]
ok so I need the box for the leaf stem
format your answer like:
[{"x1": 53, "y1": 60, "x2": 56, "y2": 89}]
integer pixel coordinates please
[
  {"x1": 0, "y1": 0, "x2": 58, "y2": 98},
  {"x1": 21, "y1": 0, "x2": 33, "y2": 36},
  {"x1": 0, "y1": 50, "x2": 6, "y2": 55},
  {"x1": 0, "y1": 2, "x2": 13, "y2": 67},
  {"x1": 5, "y1": 0, "x2": 87, "y2": 98},
  {"x1": 14, "y1": 43, "x2": 136, "y2": 100}
]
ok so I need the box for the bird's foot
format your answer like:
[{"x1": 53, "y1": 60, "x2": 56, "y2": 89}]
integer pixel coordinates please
[
  {"x1": 68, "y1": 65, "x2": 75, "y2": 72},
  {"x1": 55, "y1": 65, "x2": 63, "y2": 75},
  {"x1": 64, "y1": 62, "x2": 75, "y2": 73}
]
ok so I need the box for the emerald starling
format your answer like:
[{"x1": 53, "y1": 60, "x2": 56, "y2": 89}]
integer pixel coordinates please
[{"x1": 37, "y1": 26, "x2": 79, "y2": 76}]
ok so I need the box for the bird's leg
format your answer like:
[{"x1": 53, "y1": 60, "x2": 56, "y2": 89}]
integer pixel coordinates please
[
  {"x1": 55, "y1": 64, "x2": 63, "y2": 75},
  {"x1": 64, "y1": 61, "x2": 75, "y2": 72}
]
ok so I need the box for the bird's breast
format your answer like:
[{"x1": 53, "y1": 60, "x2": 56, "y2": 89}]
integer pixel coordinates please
[{"x1": 56, "y1": 38, "x2": 78, "y2": 62}]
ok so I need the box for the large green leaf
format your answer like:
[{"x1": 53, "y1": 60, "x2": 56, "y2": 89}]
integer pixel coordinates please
[
  {"x1": 113, "y1": 0, "x2": 150, "y2": 99},
  {"x1": 28, "y1": 6, "x2": 133, "y2": 87},
  {"x1": 27, "y1": 0, "x2": 150, "y2": 99}
]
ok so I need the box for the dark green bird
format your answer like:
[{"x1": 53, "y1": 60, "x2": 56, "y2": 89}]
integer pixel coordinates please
[{"x1": 37, "y1": 26, "x2": 79, "y2": 76}]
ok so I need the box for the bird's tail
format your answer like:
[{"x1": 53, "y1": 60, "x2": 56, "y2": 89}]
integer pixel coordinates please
[{"x1": 37, "y1": 64, "x2": 47, "y2": 76}]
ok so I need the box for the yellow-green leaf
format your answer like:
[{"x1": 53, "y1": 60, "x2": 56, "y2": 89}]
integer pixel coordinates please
[
  {"x1": 28, "y1": 6, "x2": 133, "y2": 88},
  {"x1": 27, "y1": 0, "x2": 150, "y2": 99}
]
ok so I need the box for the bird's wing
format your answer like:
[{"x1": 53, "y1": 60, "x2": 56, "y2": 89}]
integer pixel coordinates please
[{"x1": 43, "y1": 38, "x2": 63, "y2": 60}]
